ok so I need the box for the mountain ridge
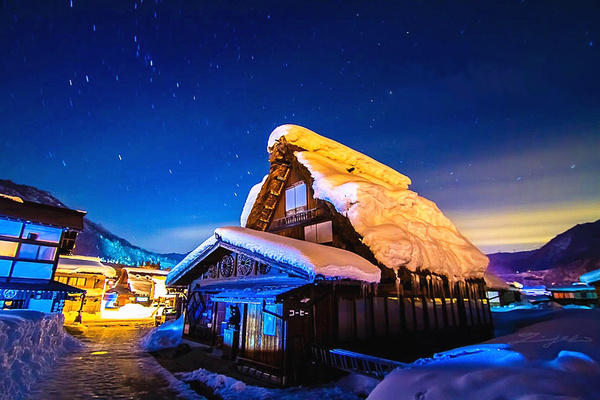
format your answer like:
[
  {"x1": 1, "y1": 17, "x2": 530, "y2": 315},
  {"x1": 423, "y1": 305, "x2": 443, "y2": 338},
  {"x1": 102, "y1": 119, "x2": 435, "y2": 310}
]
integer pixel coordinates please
[
  {"x1": 487, "y1": 220, "x2": 600, "y2": 287},
  {"x1": 0, "y1": 179, "x2": 185, "y2": 269}
]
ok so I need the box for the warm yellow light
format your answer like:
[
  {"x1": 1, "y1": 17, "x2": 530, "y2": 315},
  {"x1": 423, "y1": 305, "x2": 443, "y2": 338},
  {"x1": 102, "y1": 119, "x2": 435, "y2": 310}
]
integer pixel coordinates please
[{"x1": 448, "y1": 200, "x2": 600, "y2": 253}]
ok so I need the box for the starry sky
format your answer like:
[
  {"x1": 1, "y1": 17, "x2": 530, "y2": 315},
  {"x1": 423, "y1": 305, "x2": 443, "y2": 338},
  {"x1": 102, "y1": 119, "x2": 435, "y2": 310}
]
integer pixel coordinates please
[{"x1": 1, "y1": 0, "x2": 599, "y2": 255}]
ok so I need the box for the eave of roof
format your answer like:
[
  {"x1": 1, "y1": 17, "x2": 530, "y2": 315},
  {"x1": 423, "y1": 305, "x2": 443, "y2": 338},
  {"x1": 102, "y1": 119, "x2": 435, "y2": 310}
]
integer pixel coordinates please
[{"x1": 0, "y1": 196, "x2": 86, "y2": 231}]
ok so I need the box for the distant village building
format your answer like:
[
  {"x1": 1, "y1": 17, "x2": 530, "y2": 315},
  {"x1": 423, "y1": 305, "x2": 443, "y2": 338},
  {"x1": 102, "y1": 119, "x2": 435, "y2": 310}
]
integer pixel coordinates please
[
  {"x1": 548, "y1": 283, "x2": 598, "y2": 306},
  {"x1": 55, "y1": 255, "x2": 117, "y2": 314},
  {"x1": 484, "y1": 271, "x2": 521, "y2": 307},
  {"x1": 167, "y1": 125, "x2": 494, "y2": 385},
  {"x1": 105, "y1": 267, "x2": 170, "y2": 307},
  {"x1": 0, "y1": 194, "x2": 85, "y2": 313}
]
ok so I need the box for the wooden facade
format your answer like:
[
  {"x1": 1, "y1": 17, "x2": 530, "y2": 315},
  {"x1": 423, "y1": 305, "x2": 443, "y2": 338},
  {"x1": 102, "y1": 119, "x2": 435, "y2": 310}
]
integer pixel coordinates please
[
  {"x1": 169, "y1": 130, "x2": 494, "y2": 385},
  {"x1": 175, "y1": 239, "x2": 493, "y2": 386}
]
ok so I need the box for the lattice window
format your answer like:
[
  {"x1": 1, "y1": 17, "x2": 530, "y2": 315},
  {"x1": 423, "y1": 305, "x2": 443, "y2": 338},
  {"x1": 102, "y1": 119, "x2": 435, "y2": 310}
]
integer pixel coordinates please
[
  {"x1": 219, "y1": 255, "x2": 234, "y2": 277},
  {"x1": 237, "y1": 255, "x2": 254, "y2": 276},
  {"x1": 257, "y1": 263, "x2": 271, "y2": 275}
]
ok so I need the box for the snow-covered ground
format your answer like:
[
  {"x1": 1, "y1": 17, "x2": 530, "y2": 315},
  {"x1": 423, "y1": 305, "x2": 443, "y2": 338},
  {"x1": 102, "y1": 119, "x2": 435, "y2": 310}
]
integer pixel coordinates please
[
  {"x1": 369, "y1": 304, "x2": 600, "y2": 400},
  {"x1": 3, "y1": 304, "x2": 599, "y2": 399},
  {"x1": 170, "y1": 304, "x2": 600, "y2": 400},
  {"x1": 0, "y1": 310, "x2": 81, "y2": 400}
]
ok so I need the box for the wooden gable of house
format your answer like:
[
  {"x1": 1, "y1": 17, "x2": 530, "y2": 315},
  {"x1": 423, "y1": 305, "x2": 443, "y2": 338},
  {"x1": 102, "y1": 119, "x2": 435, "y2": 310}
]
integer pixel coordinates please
[
  {"x1": 188, "y1": 241, "x2": 313, "y2": 293},
  {"x1": 244, "y1": 140, "x2": 393, "y2": 280}
]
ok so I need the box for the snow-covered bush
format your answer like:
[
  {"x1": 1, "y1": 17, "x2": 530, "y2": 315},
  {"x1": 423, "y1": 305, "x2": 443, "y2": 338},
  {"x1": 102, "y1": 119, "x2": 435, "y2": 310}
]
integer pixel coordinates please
[
  {"x1": 140, "y1": 314, "x2": 184, "y2": 352},
  {"x1": 0, "y1": 310, "x2": 82, "y2": 400}
]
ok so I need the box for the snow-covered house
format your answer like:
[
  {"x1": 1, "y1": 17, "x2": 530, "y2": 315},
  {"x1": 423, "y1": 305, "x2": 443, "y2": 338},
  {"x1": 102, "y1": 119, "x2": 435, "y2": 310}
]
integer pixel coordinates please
[
  {"x1": 0, "y1": 194, "x2": 85, "y2": 313},
  {"x1": 106, "y1": 267, "x2": 169, "y2": 307},
  {"x1": 484, "y1": 271, "x2": 521, "y2": 307},
  {"x1": 167, "y1": 125, "x2": 493, "y2": 385},
  {"x1": 55, "y1": 255, "x2": 117, "y2": 313},
  {"x1": 548, "y1": 283, "x2": 598, "y2": 306}
]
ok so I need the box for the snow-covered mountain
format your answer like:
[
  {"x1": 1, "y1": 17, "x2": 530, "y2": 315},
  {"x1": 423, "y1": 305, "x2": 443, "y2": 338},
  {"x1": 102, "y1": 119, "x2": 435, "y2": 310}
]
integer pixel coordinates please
[
  {"x1": 487, "y1": 220, "x2": 600, "y2": 287},
  {"x1": 0, "y1": 179, "x2": 184, "y2": 269}
]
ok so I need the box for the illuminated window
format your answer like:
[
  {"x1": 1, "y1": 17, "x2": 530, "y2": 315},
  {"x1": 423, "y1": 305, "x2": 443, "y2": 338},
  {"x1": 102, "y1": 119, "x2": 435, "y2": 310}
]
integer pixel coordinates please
[
  {"x1": 0, "y1": 240, "x2": 18, "y2": 257},
  {"x1": 285, "y1": 182, "x2": 307, "y2": 215},
  {"x1": 0, "y1": 259, "x2": 12, "y2": 277},
  {"x1": 0, "y1": 219, "x2": 23, "y2": 238},
  {"x1": 17, "y1": 244, "x2": 56, "y2": 261},
  {"x1": 263, "y1": 304, "x2": 280, "y2": 336},
  {"x1": 304, "y1": 221, "x2": 333, "y2": 243},
  {"x1": 56, "y1": 276, "x2": 69, "y2": 284},
  {"x1": 21, "y1": 224, "x2": 62, "y2": 243},
  {"x1": 11, "y1": 261, "x2": 53, "y2": 280},
  {"x1": 68, "y1": 277, "x2": 86, "y2": 287}
]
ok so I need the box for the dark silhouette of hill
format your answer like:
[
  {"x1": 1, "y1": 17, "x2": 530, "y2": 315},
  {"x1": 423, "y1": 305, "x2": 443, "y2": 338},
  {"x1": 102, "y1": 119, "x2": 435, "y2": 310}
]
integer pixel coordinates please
[
  {"x1": 0, "y1": 179, "x2": 184, "y2": 269},
  {"x1": 487, "y1": 220, "x2": 600, "y2": 287}
]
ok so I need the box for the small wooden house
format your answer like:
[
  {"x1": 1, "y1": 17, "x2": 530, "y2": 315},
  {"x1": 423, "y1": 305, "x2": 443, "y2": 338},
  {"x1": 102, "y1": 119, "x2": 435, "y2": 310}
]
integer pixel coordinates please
[
  {"x1": 484, "y1": 271, "x2": 521, "y2": 307},
  {"x1": 0, "y1": 194, "x2": 85, "y2": 313},
  {"x1": 106, "y1": 267, "x2": 169, "y2": 307},
  {"x1": 167, "y1": 125, "x2": 493, "y2": 385},
  {"x1": 55, "y1": 255, "x2": 117, "y2": 314}
]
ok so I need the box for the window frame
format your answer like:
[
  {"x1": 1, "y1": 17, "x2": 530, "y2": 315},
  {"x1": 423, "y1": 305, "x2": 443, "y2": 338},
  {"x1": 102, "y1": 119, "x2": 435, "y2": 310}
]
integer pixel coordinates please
[{"x1": 285, "y1": 182, "x2": 308, "y2": 215}]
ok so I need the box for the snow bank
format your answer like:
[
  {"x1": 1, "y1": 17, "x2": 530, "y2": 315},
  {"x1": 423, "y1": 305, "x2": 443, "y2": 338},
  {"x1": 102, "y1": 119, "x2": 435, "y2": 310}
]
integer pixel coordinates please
[
  {"x1": 0, "y1": 310, "x2": 82, "y2": 400},
  {"x1": 101, "y1": 303, "x2": 157, "y2": 319},
  {"x1": 179, "y1": 368, "x2": 378, "y2": 400},
  {"x1": 140, "y1": 315, "x2": 184, "y2": 352},
  {"x1": 369, "y1": 308, "x2": 600, "y2": 400},
  {"x1": 266, "y1": 125, "x2": 488, "y2": 281}
]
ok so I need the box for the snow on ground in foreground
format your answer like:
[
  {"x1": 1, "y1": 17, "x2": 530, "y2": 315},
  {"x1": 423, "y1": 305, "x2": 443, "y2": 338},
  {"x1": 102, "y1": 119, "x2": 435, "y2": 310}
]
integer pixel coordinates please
[
  {"x1": 172, "y1": 305, "x2": 600, "y2": 399},
  {"x1": 0, "y1": 310, "x2": 82, "y2": 400},
  {"x1": 369, "y1": 306, "x2": 600, "y2": 400},
  {"x1": 178, "y1": 369, "x2": 379, "y2": 400}
]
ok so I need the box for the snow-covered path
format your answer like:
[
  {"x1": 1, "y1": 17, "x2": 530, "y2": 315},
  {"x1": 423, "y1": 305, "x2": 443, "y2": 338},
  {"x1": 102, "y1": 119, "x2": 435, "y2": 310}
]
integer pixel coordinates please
[{"x1": 28, "y1": 324, "x2": 204, "y2": 400}]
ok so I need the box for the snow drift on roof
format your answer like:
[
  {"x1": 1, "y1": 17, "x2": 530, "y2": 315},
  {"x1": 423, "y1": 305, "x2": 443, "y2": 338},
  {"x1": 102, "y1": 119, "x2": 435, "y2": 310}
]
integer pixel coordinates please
[
  {"x1": 484, "y1": 271, "x2": 509, "y2": 290},
  {"x1": 240, "y1": 175, "x2": 267, "y2": 227},
  {"x1": 0, "y1": 193, "x2": 23, "y2": 203},
  {"x1": 263, "y1": 124, "x2": 488, "y2": 281},
  {"x1": 216, "y1": 227, "x2": 380, "y2": 283},
  {"x1": 57, "y1": 255, "x2": 116, "y2": 277},
  {"x1": 580, "y1": 268, "x2": 600, "y2": 284},
  {"x1": 167, "y1": 227, "x2": 381, "y2": 284},
  {"x1": 123, "y1": 267, "x2": 169, "y2": 276}
]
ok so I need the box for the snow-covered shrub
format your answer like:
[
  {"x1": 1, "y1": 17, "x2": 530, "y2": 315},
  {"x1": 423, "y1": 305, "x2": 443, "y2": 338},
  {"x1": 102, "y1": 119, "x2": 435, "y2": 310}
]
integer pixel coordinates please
[{"x1": 0, "y1": 310, "x2": 82, "y2": 400}]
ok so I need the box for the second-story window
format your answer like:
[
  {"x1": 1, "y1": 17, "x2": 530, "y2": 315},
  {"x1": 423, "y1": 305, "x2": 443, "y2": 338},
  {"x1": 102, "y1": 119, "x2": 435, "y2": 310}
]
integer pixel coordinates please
[
  {"x1": 304, "y1": 221, "x2": 333, "y2": 244},
  {"x1": 285, "y1": 182, "x2": 307, "y2": 215}
]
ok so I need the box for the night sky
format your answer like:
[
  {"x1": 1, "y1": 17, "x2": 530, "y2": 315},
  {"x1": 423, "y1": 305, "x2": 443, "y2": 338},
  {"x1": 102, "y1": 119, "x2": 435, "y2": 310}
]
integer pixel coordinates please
[{"x1": 1, "y1": 0, "x2": 599, "y2": 255}]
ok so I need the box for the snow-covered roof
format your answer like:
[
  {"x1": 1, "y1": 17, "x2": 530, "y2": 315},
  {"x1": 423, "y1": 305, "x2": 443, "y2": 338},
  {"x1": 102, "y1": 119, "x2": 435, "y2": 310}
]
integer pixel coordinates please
[
  {"x1": 57, "y1": 255, "x2": 117, "y2": 277},
  {"x1": 167, "y1": 226, "x2": 381, "y2": 286},
  {"x1": 549, "y1": 283, "x2": 596, "y2": 292},
  {"x1": 483, "y1": 271, "x2": 509, "y2": 290},
  {"x1": 123, "y1": 267, "x2": 169, "y2": 276},
  {"x1": 0, "y1": 193, "x2": 23, "y2": 203},
  {"x1": 240, "y1": 175, "x2": 267, "y2": 227},
  {"x1": 580, "y1": 268, "x2": 600, "y2": 284},
  {"x1": 246, "y1": 124, "x2": 488, "y2": 281},
  {"x1": 123, "y1": 268, "x2": 168, "y2": 296}
]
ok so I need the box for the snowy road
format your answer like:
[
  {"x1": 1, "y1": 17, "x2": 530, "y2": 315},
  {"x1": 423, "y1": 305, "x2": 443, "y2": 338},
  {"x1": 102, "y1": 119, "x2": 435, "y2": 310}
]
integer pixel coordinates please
[{"x1": 28, "y1": 324, "x2": 204, "y2": 400}]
